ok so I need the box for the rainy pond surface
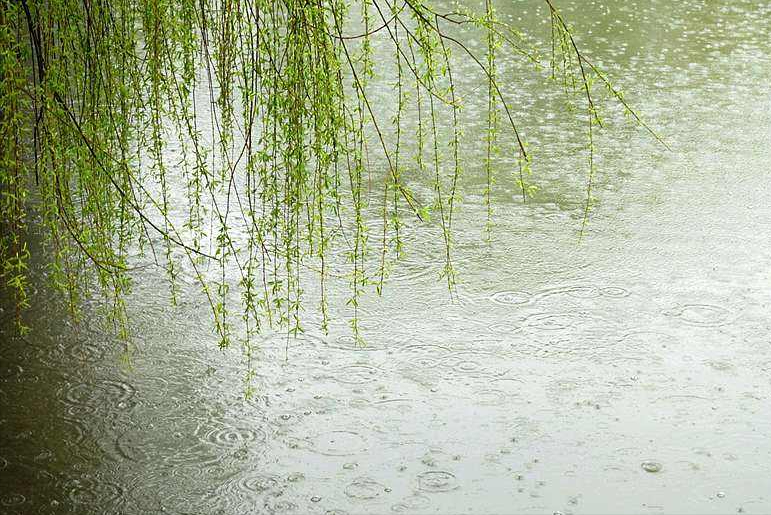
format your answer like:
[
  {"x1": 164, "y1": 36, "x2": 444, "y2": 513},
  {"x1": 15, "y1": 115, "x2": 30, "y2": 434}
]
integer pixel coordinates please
[{"x1": 2, "y1": 0, "x2": 771, "y2": 514}]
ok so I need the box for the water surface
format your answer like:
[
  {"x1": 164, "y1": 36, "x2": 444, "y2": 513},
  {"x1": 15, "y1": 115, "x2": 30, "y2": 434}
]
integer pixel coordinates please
[{"x1": 2, "y1": 1, "x2": 771, "y2": 513}]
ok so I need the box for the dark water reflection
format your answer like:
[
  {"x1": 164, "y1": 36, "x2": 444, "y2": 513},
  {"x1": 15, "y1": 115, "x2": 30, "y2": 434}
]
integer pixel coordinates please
[{"x1": 3, "y1": 0, "x2": 771, "y2": 513}]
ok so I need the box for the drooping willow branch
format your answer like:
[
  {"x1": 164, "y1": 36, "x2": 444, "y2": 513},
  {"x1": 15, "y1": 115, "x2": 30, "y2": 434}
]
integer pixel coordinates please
[{"x1": 0, "y1": 0, "x2": 664, "y2": 394}]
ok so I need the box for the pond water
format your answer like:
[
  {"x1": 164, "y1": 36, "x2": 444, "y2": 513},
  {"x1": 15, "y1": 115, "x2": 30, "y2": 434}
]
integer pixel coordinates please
[{"x1": 2, "y1": 0, "x2": 771, "y2": 513}]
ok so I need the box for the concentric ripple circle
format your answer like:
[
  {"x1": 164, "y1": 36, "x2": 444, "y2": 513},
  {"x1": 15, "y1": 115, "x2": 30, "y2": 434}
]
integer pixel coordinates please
[{"x1": 491, "y1": 291, "x2": 532, "y2": 306}]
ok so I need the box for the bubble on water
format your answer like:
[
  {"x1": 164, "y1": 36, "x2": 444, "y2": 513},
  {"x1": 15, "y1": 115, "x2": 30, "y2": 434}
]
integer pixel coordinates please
[
  {"x1": 344, "y1": 477, "x2": 385, "y2": 499},
  {"x1": 311, "y1": 496, "x2": 322, "y2": 503},
  {"x1": 343, "y1": 462, "x2": 358, "y2": 470},
  {"x1": 491, "y1": 291, "x2": 532, "y2": 306},
  {"x1": 417, "y1": 471, "x2": 459, "y2": 492},
  {"x1": 716, "y1": 491, "x2": 726, "y2": 498},
  {"x1": 287, "y1": 472, "x2": 305, "y2": 483},
  {"x1": 641, "y1": 461, "x2": 663, "y2": 473},
  {"x1": 311, "y1": 431, "x2": 367, "y2": 456}
]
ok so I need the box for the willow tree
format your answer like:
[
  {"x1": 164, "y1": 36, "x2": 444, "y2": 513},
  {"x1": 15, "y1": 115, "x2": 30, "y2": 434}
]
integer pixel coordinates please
[{"x1": 0, "y1": 0, "x2": 661, "y2": 391}]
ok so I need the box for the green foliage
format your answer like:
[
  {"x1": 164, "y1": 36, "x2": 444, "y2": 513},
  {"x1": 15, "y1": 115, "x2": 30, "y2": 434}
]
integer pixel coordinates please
[{"x1": 0, "y1": 0, "x2": 661, "y2": 388}]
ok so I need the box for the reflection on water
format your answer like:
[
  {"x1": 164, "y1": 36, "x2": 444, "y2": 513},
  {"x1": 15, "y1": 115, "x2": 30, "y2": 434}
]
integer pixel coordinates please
[{"x1": 3, "y1": 0, "x2": 771, "y2": 513}]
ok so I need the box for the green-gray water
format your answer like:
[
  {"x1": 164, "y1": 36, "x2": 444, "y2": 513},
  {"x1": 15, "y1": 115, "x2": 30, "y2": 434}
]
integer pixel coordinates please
[{"x1": 2, "y1": 0, "x2": 771, "y2": 513}]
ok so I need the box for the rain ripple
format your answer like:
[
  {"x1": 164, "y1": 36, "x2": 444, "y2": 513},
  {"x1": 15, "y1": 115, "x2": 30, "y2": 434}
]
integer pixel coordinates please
[
  {"x1": 65, "y1": 476, "x2": 125, "y2": 507},
  {"x1": 344, "y1": 477, "x2": 387, "y2": 499},
  {"x1": 59, "y1": 379, "x2": 137, "y2": 415},
  {"x1": 416, "y1": 470, "x2": 459, "y2": 492},
  {"x1": 491, "y1": 290, "x2": 533, "y2": 306},
  {"x1": 392, "y1": 493, "x2": 431, "y2": 512},
  {"x1": 663, "y1": 304, "x2": 734, "y2": 327},
  {"x1": 204, "y1": 424, "x2": 267, "y2": 448}
]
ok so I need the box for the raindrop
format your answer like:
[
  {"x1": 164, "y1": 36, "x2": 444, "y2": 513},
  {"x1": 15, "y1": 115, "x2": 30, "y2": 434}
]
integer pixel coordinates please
[
  {"x1": 311, "y1": 431, "x2": 366, "y2": 456},
  {"x1": 641, "y1": 461, "x2": 663, "y2": 473}
]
